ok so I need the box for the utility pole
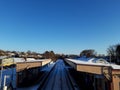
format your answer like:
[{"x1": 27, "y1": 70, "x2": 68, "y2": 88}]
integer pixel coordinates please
[{"x1": 110, "y1": 55, "x2": 111, "y2": 64}]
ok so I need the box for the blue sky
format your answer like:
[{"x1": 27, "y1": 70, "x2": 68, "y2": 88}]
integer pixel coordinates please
[{"x1": 0, "y1": 0, "x2": 120, "y2": 55}]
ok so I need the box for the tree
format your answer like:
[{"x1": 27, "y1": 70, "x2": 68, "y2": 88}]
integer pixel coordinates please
[
  {"x1": 116, "y1": 44, "x2": 120, "y2": 65},
  {"x1": 43, "y1": 51, "x2": 57, "y2": 61},
  {"x1": 0, "y1": 49, "x2": 5, "y2": 56},
  {"x1": 49, "y1": 51, "x2": 56, "y2": 61},
  {"x1": 26, "y1": 50, "x2": 32, "y2": 55},
  {"x1": 107, "y1": 45, "x2": 116, "y2": 63},
  {"x1": 80, "y1": 49, "x2": 96, "y2": 57},
  {"x1": 43, "y1": 51, "x2": 49, "y2": 59},
  {"x1": 107, "y1": 44, "x2": 120, "y2": 64}
]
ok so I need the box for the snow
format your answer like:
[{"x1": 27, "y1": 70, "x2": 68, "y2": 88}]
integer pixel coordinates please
[
  {"x1": 25, "y1": 59, "x2": 46, "y2": 62},
  {"x1": 71, "y1": 57, "x2": 110, "y2": 66},
  {"x1": 0, "y1": 56, "x2": 7, "y2": 59},
  {"x1": 111, "y1": 64, "x2": 120, "y2": 69},
  {"x1": 77, "y1": 57, "x2": 109, "y2": 64},
  {"x1": 26, "y1": 58, "x2": 35, "y2": 61},
  {"x1": 67, "y1": 58, "x2": 110, "y2": 66},
  {"x1": 13, "y1": 58, "x2": 25, "y2": 63},
  {"x1": 66, "y1": 57, "x2": 120, "y2": 69},
  {"x1": 13, "y1": 58, "x2": 50, "y2": 63}
]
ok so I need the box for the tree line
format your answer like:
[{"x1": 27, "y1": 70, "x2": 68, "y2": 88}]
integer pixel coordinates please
[
  {"x1": 107, "y1": 44, "x2": 120, "y2": 64},
  {"x1": 0, "y1": 50, "x2": 59, "y2": 61},
  {"x1": 79, "y1": 44, "x2": 120, "y2": 65},
  {"x1": 0, "y1": 44, "x2": 120, "y2": 64}
]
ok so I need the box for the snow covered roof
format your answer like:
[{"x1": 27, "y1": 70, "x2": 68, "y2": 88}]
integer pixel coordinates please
[
  {"x1": 67, "y1": 58, "x2": 110, "y2": 66},
  {"x1": 0, "y1": 56, "x2": 8, "y2": 59},
  {"x1": 66, "y1": 57, "x2": 120, "y2": 70},
  {"x1": 77, "y1": 57, "x2": 92, "y2": 62},
  {"x1": 77, "y1": 57, "x2": 109, "y2": 64},
  {"x1": 110, "y1": 63, "x2": 120, "y2": 70},
  {"x1": 13, "y1": 58, "x2": 25, "y2": 63},
  {"x1": 13, "y1": 58, "x2": 49, "y2": 63},
  {"x1": 92, "y1": 58, "x2": 109, "y2": 64},
  {"x1": 25, "y1": 59, "x2": 47, "y2": 62}
]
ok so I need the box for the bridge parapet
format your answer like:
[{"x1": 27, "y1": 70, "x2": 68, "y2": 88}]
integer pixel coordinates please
[
  {"x1": 16, "y1": 59, "x2": 51, "y2": 72},
  {"x1": 65, "y1": 58, "x2": 120, "y2": 90}
]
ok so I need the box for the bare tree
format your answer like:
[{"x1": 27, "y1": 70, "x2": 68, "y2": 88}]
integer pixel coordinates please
[
  {"x1": 107, "y1": 44, "x2": 120, "y2": 64},
  {"x1": 80, "y1": 49, "x2": 96, "y2": 57},
  {"x1": 107, "y1": 45, "x2": 116, "y2": 63},
  {"x1": 116, "y1": 44, "x2": 120, "y2": 65}
]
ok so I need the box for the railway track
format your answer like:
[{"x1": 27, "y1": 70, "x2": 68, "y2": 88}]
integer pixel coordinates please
[{"x1": 38, "y1": 59, "x2": 80, "y2": 90}]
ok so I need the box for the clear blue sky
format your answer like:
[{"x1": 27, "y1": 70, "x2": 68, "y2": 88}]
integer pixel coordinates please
[{"x1": 0, "y1": 0, "x2": 120, "y2": 55}]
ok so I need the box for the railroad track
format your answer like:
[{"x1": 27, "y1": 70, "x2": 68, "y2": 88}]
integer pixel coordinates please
[
  {"x1": 37, "y1": 59, "x2": 80, "y2": 90},
  {"x1": 37, "y1": 62, "x2": 57, "y2": 88}
]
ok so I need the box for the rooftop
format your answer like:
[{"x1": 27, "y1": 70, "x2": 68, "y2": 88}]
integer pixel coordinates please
[{"x1": 67, "y1": 57, "x2": 120, "y2": 70}]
